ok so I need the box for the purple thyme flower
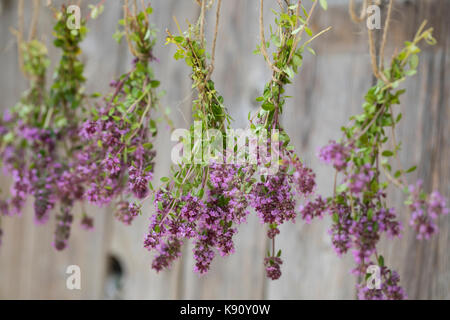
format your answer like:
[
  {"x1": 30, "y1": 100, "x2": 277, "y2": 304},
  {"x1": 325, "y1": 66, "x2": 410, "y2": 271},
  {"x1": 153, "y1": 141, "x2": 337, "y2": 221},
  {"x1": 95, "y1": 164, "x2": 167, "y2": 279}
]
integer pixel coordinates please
[
  {"x1": 81, "y1": 214, "x2": 94, "y2": 231},
  {"x1": 128, "y1": 165, "x2": 152, "y2": 199},
  {"x1": 318, "y1": 140, "x2": 350, "y2": 171},
  {"x1": 264, "y1": 256, "x2": 283, "y2": 280}
]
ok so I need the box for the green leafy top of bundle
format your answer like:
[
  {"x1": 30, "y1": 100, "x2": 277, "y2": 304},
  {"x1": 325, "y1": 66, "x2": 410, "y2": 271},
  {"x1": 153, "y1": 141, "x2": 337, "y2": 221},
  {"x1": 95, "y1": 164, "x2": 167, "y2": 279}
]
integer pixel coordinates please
[
  {"x1": 166, "y1": 19, "x2": 230, "y2": 132},
  {"x1": 339, "y1": 22, "x2": 437, "y2": 196},
  {"x1": 50, "y1": 6, "x2": 88, "y2": 120},
  {"x1": 115, "y1": 6, "x2": 158, "y2": 61},
  {"x1": 253, "y1": 0, "x2": 330, "y2": 135},
  {"x1": 9, "y1": 40, "x2": 50, "y2": 129}
]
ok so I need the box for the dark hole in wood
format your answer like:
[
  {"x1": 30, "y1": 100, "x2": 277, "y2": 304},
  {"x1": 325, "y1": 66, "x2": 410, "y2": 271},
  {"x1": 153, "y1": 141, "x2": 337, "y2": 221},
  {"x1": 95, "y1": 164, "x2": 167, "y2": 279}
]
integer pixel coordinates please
[
  {"x1": 104, "y1": 254, "x2": 125, "y2": 299},
  {"x1": 107, "y1": 254, "x2": 124, "y2": 277}
]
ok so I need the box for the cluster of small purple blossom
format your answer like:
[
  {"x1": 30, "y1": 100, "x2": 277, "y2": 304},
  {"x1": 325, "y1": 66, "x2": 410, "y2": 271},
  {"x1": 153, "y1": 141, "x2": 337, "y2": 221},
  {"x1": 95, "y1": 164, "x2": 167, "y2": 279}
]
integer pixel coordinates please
[
  {"x1": 407, "y1": 181, "x2": 449, "y2": 240},
  {"x1": 78, "y1": 68, "x2": 157, "y2": 226},
  {"x1": 318, "y1": 140, "x2": 351, "y2": 172},
  {"x1": 144, "y1": 152, "x2": 319, "y2": 281},
  {"x1": 0, "y1": 7, "x2": 162, "y2": 250},
  {"x1": 248, "y1": 153, "x2": 318, "y2": 279},
  {"x1": 79, "y1": 99, "x2": 156, "y2": 209},
  {"x1": 318, "y1": 139, "x2": 408, "y2": 299},
  {"x1": 145, "y1": 163, "x2": 252, "y2": 274},
  {"x1": 0, "y1": 115, "x2": 90, "y2": 251},
  {"x1": 77, "y1": 6, "x2": 161, "y2": 227},
  {"x1": 115, "y1": 201, "x2": 141, "y2": 226},
  {"x1": 356, "y1": 265, "x2": 407, "y2": 300},
  {"x1": 320, "y1": 140, "x2": 449, "y2": 242}
]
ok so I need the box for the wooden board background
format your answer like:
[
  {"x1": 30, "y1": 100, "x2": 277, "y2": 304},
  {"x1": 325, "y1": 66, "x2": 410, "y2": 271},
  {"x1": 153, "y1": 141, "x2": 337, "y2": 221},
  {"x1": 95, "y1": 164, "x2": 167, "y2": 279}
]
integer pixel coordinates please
[{"x1": 0, "y1": 0, "x2": 448, "y2": 299}]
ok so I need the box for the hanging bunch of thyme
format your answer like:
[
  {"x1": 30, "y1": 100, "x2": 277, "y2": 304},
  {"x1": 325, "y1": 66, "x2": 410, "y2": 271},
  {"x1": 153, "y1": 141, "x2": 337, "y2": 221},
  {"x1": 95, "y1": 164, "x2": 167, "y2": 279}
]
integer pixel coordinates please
[
  {"x1": 144, "y1": 0, "x2": 256, "y2": 274},
  {"x1": 0, "y1": 0, "x2": 49, "y2": 246},
  {"x1": 318, "y1": 0, "x2": 448, "y2": 299},
  {"x1": 0, "y1": 3, "x2": 104, "y2": 250},
  {"x1": 247, "y1": 0, "x2": 330, "y2": 280},
  {"x1": 37, "y1": 5, "x2": 93, "y2": 250},
  {"x1": 79, "y1": 1, "x2": 167, "y2": 227}
]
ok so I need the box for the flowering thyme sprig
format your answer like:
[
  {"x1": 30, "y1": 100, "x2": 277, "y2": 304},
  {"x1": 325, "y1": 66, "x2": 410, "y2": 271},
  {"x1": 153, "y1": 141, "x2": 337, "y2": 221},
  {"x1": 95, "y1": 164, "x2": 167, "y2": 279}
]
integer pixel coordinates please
[
  {"x1": 319, "y1": 20, "x2": 447, "y2": 299},
  {"x1": 80, "y1": 3, "x2": 165, "y2": 226},
  {"x1": 250, "y1": 0, "x2": 329, "y2": 280}
]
